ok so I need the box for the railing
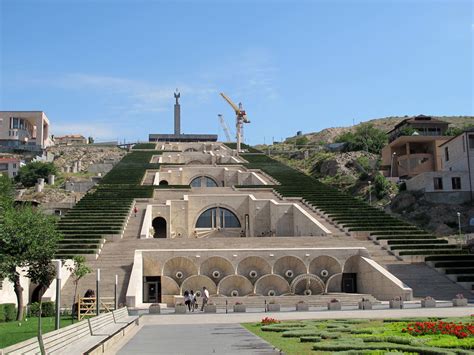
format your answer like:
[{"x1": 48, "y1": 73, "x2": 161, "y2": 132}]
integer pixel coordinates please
[{"x1": 77, "y1": 297, "x2": 115, "y2": 320}]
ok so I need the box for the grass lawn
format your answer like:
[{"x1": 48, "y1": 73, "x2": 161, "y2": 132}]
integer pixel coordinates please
[
  {"x1": 0, "y1": 316, "x2": 73, "y2": 349},
  {"x1": 243, "y1": 316, "x2": 474, "y2": 355}
]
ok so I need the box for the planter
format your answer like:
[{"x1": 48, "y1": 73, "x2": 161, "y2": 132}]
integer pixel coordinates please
[
  {"x1": 296, "y1": 303, "x2": 309, "y2": 311},
  {"x1": 389, "y1": 300, "x2": 403, "y2": 309},
  {"x1": 175, "y1": 305, "x2": 187, "y2": 314},
  {"x1": 204, "y1": 304, "x2": 217, "y2": 313},
  {"x1": 453, "y1": 298, "x2": 468, "y2": 307},
  {"x1": 233, "y1": 304, "x2": 246, "y2": 313},
  {"x1": 327, "y1": 302, "x2": 341, "y2": 311},
  {"x1": 421, "y1": 299, "x2": 436, "y2": 308},
  {"x1": 266, "y1": 304, "x2": 280, "y2": 312},
  {"x1": 149, "y1": 304, "x2": 162, "y2": 314},
  {"x1": 358, "y1": 301, "x2": 372, "y2": 310}
]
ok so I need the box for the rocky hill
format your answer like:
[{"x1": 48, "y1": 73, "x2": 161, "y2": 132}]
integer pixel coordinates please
[{"x1": 288, "y1": 115, "x2": 474, "y2": 144}]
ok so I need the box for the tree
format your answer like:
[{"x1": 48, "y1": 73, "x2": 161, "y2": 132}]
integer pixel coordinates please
[
  {"x1": 15, "y1": 162, "x2": 58, "y2": 187},
  {"x1": 0, "y1": 174, "x2": 14, "y2": 210},
  {"x1": 67, "y1": 256, "x2": 92, "y2": 322},
  {"x1": 0, "y1": 204, "x2": 62, "y2": 321},
  {"x1": 335, "y1": 124, "x2": 387, "y2": 154}
]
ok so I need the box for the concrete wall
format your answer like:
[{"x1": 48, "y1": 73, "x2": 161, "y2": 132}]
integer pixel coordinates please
[
  {"x1": 407, "y1": 171, "x2": 469, "y2": 193},
  {"x1": 0, "y1": 270, "x2": 30, "y2": 307}
]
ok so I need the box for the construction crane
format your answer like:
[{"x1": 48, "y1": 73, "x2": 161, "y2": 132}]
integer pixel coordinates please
[
  {"x1": 220, "y1": 92, "x2": 250, "y2": 153},
  {"x1": 218, "y1": 114, "x2": 232, "y2": 142}
]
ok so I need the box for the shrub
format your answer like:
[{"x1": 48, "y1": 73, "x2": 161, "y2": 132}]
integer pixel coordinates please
[
  {"x1": 16, "y1": 162, "x2": 58, "y2": 187},
  {"x1": 0, "y1": 304, "x2": 5, "y2": 322},
  {"x1": 300, "y1": 336, "x2": 321, "y2": 343},
  {"x1": 261, "y1": 317, "x2": 279, "y2": 325},
  {"x1": 28, "y1": 301, "x2": 55, "y2": 317},
  {"x1": 3, "y1": 303, "x2": 16, "y2": 321}
]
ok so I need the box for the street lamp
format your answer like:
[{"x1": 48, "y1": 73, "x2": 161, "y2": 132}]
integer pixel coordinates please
[
  {"x1": 368, "y1": 181, "x2": 372, "y2": 205},
  {"x1": 96, "y1": 269, "x2": 100, "y2": 316},
  {"x1": 52, "y1": 259, "x2": 62, "y2": 330},
  {"x1": 390, "y1": 152, "x2": 397, "y2": 178},
  {"x1": 457, "y1": 212, "x2": 462, "y2": 248}
]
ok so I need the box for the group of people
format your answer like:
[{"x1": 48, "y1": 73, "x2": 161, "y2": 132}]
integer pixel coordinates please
[{"x1": 183, "y1": 286, "x2": 209, "y2": 312}]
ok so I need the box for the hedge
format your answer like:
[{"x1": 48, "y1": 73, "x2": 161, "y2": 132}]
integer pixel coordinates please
[
  {"x1": 0, "y1": 303, "x2": 16, "y2": 322},
  {"x1": 28, "y1": 302, "x2": 55, "y2": 317}
]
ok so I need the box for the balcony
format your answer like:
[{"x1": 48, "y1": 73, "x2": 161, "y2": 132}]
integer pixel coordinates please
[{"x1": 397, "y1": 154, "x2": 434, "y2": 177}]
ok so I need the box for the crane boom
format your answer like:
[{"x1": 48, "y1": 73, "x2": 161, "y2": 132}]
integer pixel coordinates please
[
  {"x1": 220, "y1": 92, "x2": 240, "y2": 113},
  {"x1": 218, "y1": 114, "x2": 232, "y2": 142}
]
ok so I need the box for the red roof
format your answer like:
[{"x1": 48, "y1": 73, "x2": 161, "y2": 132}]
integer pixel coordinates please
[{"x1": 0, "y1": 158, "x2": 20, "y2": 163}]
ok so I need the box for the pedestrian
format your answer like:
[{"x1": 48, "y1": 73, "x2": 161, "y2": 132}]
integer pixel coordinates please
[
  {"x1": 184, "y1": 290, "x2": 191, "y2": 311},
  {"x1": 190, "y1": 290, "x2": 196, "y2": 312},
  {"x1": 133, "y1": 206, "x2": 138, "y2": 217},
  {"x1": 200, "y1": 286, "x2": 209, "y2": 311}
]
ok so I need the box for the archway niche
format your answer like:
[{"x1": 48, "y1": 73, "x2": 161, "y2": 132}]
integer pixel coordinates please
[
  {"x1": 152, "y1": 217, "x2": 167, "y2": 238},
  {"x1": 159, "y1": 180, "x2": 169, "y2": 186}
]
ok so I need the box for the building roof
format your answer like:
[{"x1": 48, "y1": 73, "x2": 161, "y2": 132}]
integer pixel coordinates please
[
  {"x1": 387, "y1": 135, "x2": 451, "y2": 148},
  {"x1": 55, "y1": 134, "x2": 86, "y2": 139},
  {"x1": 388, "y1": 115, "x2": 449, "y2": 134},
  {"x1": 0, "y1": 158, "x2": 20, "y2": 163}
]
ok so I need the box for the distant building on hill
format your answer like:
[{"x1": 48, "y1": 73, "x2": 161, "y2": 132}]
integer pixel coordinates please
[
  {"x1": 381, "y1": 115, "x2": 450, "y2": 178},
  {"x1": 0, "y1": 157, "x2": 21, "y2": 178},
  {"x1": 0, "y1": 111, "x2": 54, "y2": 150},
  {"x1": 55, "y1": 134, "x2": 88, "y2": 145}
]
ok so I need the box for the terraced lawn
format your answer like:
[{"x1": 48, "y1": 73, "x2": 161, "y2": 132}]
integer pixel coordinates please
[{"x1": 243, "y1": 317, "x2": 474, "y2": 354}]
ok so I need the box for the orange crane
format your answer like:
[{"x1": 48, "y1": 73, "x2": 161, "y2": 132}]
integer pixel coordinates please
[{"x1": 220, "y1": 92, "x2": 250, "y2": 153}]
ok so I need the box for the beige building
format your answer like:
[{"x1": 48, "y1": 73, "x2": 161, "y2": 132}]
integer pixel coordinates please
[
  {"x1": 54, "y1": 134, "x2": 88, "y2": 145},
  {"x1": 0, "y1": 157, "x2": 21, "y2": 178},
  {"x1": 0, "y1": 111, "x2": 53, "y2": 150},
  {"x1": 407, "y1": 129, "x2": 474, "y2": 203}
]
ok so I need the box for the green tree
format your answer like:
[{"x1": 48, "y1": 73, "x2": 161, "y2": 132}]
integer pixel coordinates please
[
  {"x1": 335, "y1": 124, "x2": 387, "y2": 154},
  {"x1": 0, "y1": 205, "x2": 62, "y2": 321},
  {"x1": 0, "y1": 174, "x2": 14, "y2": 210},
  {"x1": 374, "y1": 173, "x2": 391, "y2": 199},
  {"x1": 295, "y1": 136, "x2": 309, "y2": 147},
  {"x1": 15, "y1": 162, "x2": 58, "y2": 187},
  {"x1": 66, "y1": 256, "x2": 92, "y2": 322}
]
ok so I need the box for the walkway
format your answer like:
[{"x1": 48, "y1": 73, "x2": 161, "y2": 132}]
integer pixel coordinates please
[{"x1": 117, "y1": 323, "x2": 277, "y2": 355}]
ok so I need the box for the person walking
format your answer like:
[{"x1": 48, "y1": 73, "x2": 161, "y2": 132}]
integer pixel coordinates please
[
  {"x1": 133, "y1": 206, "x2": 138, "y2": 217},
  {"x1": 200, "y1": 286, "x2": 209, "y2": 311},
  {"x1": 184, "y1": 290, "x2": 191, "y2": 312},
  {"x1": 190, "y1": 290, "x2": 196, "y2": 312}
]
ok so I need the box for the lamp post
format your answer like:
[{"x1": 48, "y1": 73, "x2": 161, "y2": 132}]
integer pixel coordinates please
[
  {"x1": 368, "y1": 181, "x2": 372, "y2": 205},
  {"x1": 52, "y1": 259, "x2": 62, "y2": 330},
  {"x1": 457, "y1": 212, "x2": 462, "y2": 248},
  {"x1": 96, "y1": 269, "x2": 100, "y2": 316},
  {"x1": 390, "y1": 152, "x2": 397, "y2": 178},
  {"x1": 114, "y1": 275, "x2": 118, "y2": 310}
]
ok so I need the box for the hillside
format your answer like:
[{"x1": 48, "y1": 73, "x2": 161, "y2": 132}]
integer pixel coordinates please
[{"x1": 287, "y1": 115, "x2": 474, "y2": 144}]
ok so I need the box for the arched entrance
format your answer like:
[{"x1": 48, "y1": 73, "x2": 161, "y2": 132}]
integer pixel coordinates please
[
  {"x1": 159, "y1": 180, "x2": 169, "y2": 186},
  {"x1": 152, "y1": 217, "x2": 167, "y2": 238}
]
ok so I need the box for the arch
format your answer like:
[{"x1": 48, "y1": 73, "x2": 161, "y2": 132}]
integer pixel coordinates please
[
  {"x1": 237, "y1": 256, "x2": 271, "y2": 284},
  {"x1": 190, "y1": 175, "x2": 218, "y2": 188},
  {"x1": 343, "y1": 255, "x2": 361, "y2": 273},
  {"x1": 309, "y1": 255, "x2": 342, "y2": 280},
  {"x1": 187, "y1": 160, "x2": 206, "y2": 165},
  {"x1": 217, "y1": 275, "x2": 254, "y2": 296},
  {"x1": 162, "y1": 257, "x2": 198, "y2": 286},
  {"x1": 184, "y1": 147, "x2": 198, "y2": 152},
  {"x1": 326, "y1": 273, "x2": 343, "y2": 293},
  {"x1": 273, "y1": 256, "x2": 307, "y2": 283},
  {"x1": 159, "y1": 180, "x2": 169, "y2": 186},
  {"x1": 180, "y1": 275, "x2": 217, "y2": 295},
  {"x1": 152, "y1": 217, "x2": 167, "y2": 238},
  {"x1": 161, "y1": 276, "x2": 180, "y2": 296},
  {"x1": 195, "y1": 207, "x2": 241, "y2": 229},
  {"x1": 199, "y1": 256, "x2": 235, "y2": 285},
  {"x1": 254, "y1": 274, "x2": 290, "y2": 296},
  {"x1": 290, "y1": 274, "x2": 325, "y2": 295}
]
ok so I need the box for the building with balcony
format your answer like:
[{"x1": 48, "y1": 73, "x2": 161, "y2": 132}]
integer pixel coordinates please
[
  {"x1": 54, "y1": 134, "x2": 88, "y2": 145},
  {"x1": 406, "y1": 128, "x2": 474, "y2": 204},
  {"x1": 0, "y1": 111, "x2": 54, "y2": 150},
  {"x1": 388, "y1": 115, "x2": 449, "y2": 143},
  {"x1": 0, "y1": 157, "x2": 21, "y2": 178}
]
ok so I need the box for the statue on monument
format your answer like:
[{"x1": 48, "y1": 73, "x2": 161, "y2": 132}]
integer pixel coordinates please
[{"x1": 174, "y1": 89, "x2": 180, "y2": 105}]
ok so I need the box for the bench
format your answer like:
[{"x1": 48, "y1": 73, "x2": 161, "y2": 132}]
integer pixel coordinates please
[{"x1": 1, "y1": 307, "x2": 139, "y2": 355}]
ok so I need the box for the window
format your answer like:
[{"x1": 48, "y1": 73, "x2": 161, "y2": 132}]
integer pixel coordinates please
[
  {"x1": 190, "y1": 176, "x2": 218, "y2": 188},
  {"x1": 433, "y1": 177, "x2": 443, "y2": 190},
  {"x1": 195, "y1": 207, "x2": 241, "y2": 229},
  {"x1": 445, "y1": 147, "x2": 449, "y2": 161},
  {"x1": 452, "y1": 177, "x2": 461, "y2": 190},
  {"x1": 469, "y1": 135, "x2": 474, "y2": 149}
]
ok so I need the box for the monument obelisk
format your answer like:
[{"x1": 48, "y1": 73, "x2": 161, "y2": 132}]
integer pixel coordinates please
[{"x1": 174, "y1": 89, "x2": 181, "y2": 136}]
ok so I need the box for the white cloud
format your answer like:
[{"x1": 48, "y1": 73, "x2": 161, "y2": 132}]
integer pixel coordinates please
[{"x1": 52, "y1": 122, "x2": 118, "y2": 141}]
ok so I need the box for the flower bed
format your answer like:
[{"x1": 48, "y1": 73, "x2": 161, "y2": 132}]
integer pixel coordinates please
[{"x1": 402, "y1": 320, "x2": 474, "y2": 339}]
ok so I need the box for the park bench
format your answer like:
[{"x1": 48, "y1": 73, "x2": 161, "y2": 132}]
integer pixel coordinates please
[{"x1": 0, "y1": 307, "x2": 138, "y2": 355}]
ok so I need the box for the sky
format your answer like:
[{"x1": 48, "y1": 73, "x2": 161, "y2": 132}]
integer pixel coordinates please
[{"x1": 0, "y1": 0, "x2": 473, "y2": 144}]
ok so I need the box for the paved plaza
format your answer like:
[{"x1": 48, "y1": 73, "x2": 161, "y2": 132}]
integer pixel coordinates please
[{"x1": 113, "y1": 306, "x2": 473, "y2": 354}]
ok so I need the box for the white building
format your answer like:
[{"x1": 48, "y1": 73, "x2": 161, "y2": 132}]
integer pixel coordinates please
[
  {"x1": 406, "y1": 128, "x2": 474, "y2": 204},
  {"x1": 0, "y1": 111, "x2": 54, "y2": 150},
  {"x1": 0, "y1": 157, "x2": 21, "y2": 178}
]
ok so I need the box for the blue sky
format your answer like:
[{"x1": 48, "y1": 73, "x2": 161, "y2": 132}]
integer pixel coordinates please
[{"x1": 1, "y1": 0, "x2": 472, "y2": 144}]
